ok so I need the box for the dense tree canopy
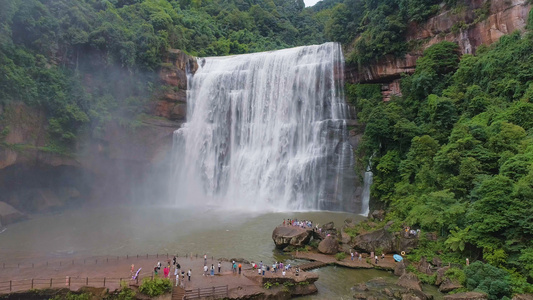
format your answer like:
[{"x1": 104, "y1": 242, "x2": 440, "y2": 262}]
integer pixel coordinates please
[{"x1": 348, "y1": 31, "x2": 533, "y2": 294}]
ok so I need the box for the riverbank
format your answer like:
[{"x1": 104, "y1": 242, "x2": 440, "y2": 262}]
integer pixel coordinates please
[{"x1": 0, "y1": 253, "x2": 319, "y2": 299}]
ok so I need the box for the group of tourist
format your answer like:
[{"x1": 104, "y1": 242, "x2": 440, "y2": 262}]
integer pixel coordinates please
[
  {"x1": 251, "y1": 260, "x2": 294, "y2": 276},
  {"x1": 283, "y1": 218, "x2": 316, "y2": 229}
]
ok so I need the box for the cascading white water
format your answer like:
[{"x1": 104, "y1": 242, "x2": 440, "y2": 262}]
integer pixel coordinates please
[
  {"x1": 361, "y1": 170, "x2": 373, "y2": 216},
  {"x1": 171, "y1": 42, "x2": 358, "y2": 212}
]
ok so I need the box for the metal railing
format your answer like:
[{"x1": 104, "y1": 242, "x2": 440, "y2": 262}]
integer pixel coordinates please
[
  {"x1": 0, "y1": 252, "x2": 217, "y2": 270},
  {"x1": 0, "y1": 272, "x2": 155, "y2": 294}
]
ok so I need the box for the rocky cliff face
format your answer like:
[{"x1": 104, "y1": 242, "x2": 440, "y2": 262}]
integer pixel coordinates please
[
  {"x1": 345, "y1": 0, "x2": 531, "y2": 95},
  {"x1": 0, "y1": 51, "x2": 198, "y2": 223}
]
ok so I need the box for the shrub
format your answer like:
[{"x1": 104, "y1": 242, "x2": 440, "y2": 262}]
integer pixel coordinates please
[
  {"x1": 445, "y1": 267, "x2": 466, "y2": 285},
  {"x1": 464, "y1": 261, "x2": 511, "y2": 300},
  {"x1": 139, "y1": 278, "x2": 172, "y2": 297},
  {"x1": 336, "y1": 252, "x2": 347, "y2": 261}
]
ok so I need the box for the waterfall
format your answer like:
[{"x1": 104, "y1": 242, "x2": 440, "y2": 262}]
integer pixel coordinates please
[
  {"x1": 361, "y1": 170, "x2": 373, "y2": 216},
  {"x1": 171, "y1": 42, "x2": 358, "y2": 212}
]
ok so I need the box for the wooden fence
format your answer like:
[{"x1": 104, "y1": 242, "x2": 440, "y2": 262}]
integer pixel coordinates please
[{"x1": 183, "y1": 285, "x2": 228, "y2": 300}]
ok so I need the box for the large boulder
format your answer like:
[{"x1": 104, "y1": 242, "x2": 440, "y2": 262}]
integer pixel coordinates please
[
  {"x1": 394, "y1": 260, "x2": 407, "y2": 276},
  {"x1": 443, "y1": 292, "x2": 487, "y2": 300},
  {"x1": 435, "y1": 266, "x2": 450, "y2": 286},
  {"x1": 272, "y1": 226, "x2": 313, "y2": 250},
  {"x1": 0, "y1": 201, "x2": 26, "y2": 226},
  {"x1": 397, "y1": 272, "x2": 422, "y2": 291},
  {"x1": 353, "y1": 228, "x2": 418, "y2": 254},
  {"x1": 318, "y1": 236, "x2": 339, "y2": 254},
  {"x1": 439, "y1": 278, "x2": 462, "y2": 293}
]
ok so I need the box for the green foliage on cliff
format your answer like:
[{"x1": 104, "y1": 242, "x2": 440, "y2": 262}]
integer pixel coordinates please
[
  {"x1": 350, "y1": 34, "x2": 533, "y2": 293},
  {"x1": 0, "y1": 0, "x2": 331, "y2": 150}
]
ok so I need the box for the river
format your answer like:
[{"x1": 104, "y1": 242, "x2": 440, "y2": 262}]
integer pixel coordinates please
[{"x1": 0, "y1": 206, "x2": 443, "y2": 299}]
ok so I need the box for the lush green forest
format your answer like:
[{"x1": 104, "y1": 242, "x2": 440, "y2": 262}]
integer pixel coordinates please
[
  {"x1": 2, "y1": 0, "x2": 533, "y2": 297},
  {"x1": 0, "y1": 0, "x2": 326, "y2": 151},
  {"x1": 348, "y1": 30, "x2": 533, "y2": 298},
  {"x1": 0, "y1": 0, "x2": 458, "y2": 150}
]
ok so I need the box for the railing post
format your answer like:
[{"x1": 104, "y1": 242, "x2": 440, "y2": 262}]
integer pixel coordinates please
[
  {"x1": 60, "y1": 261, "x2": 61, "y2": 266},
  {"x1": 212, "y1": 286, "x2": 215, "y2": 296},
  {"x1": 86, "y1": 277, "x2": 88, "y2": 285},
  {"x1": 31, "y1": 279, "x2": 34, "y2": 289},
  {"x1": 9, "y1": 280, "x2": 11, "y2": 291},
  {"x1": 32, "y1": 263, "x2": 34, "y2": 268},
  {"x1": 198, "y1": 288, "x2": 200, "y2": 298},
  {"x1": 146, "y1": 254, "x2": 148, "y2": 259},
  {"x1": 50, "y1": 278, "x2": 52, "y2": 288},
  {"x1": 104, "y1": 277, "x2": 106, "y2": 287},
  {"x1": 69, "y1": 276, "x2": 71, "y2": 287},
  {"x1": 95, "y1": 259, "x2": 97, "y2": 264}
]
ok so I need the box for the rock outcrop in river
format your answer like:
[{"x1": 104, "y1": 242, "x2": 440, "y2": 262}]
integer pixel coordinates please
[{"x1": 272, "y1": 226, "x2": 315, "y2": 250}]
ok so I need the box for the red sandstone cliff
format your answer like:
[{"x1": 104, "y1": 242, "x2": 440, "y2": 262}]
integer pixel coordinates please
[{"x1": 345, "y1": 0, "x2": 531, "y2": 88}]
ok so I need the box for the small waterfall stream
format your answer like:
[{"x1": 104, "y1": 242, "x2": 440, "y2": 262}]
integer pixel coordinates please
[{"x1": 171, "y1": 43, "x2": 359, "y2": 212}]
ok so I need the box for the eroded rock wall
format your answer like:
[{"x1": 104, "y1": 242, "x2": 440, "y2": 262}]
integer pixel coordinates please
[{"x1": 345, "y1": 0, "x2": 532, "y2": 85}]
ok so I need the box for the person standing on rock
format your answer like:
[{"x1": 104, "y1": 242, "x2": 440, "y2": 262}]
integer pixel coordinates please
[
  {"x1": 375, "y1": 255, "x2": 378, "y2": 264},
  {"x1": 188, "y1": 269, "x2": 192, "y2": 281},
  {"x1": 203, "y1": 264, "x2": 208, "y2": 276},
  {"x1": 381, "y1": 252, "x2": 385, "y2": 260},
  {"x1": 238, "y1": 263, "x2": 242, "y2": 274},
  {"x1": 351, "y1": 251, "x2": 354, "y2": 261},
  {"x1": 466, "y1": 258, "x2": 469, "y2": 266},
  {"x1": 359, "y1": 253, "x2": 362, "y2": 261},
  {"x1": 175, "y1": 272, "x2": 180, "y2": 286},
  {"x1": 204, "y1": 254, "x2": 207, "y2": 266},
  {"x1": 218, "y1": 261, "x2": 221, "y2": 273},
  {"x1": 164, "y1": 266, "x2": 169, "y2": 278}
]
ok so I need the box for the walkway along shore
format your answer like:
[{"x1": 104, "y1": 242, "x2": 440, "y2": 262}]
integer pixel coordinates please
[{"x1": 0, "y1": 253, "x2": 319, "y2": 299}]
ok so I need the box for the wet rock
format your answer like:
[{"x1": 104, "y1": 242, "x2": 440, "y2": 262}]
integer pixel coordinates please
[
  {"x1": 272, "y1": 226, "x2": 313, "y2": 250},
  {"x1": 370, "y1": 209, "x2": 385, "y2": 221},
  {"x1": 318, "y1": 236, "x2": 339, "y2": 254},
  {"x1": 439, "y1": 278, "x2": 462, "y2": 293},
  {"x1": 443, "y1": 292, "x2": 488, "y2": 299},
  {"x1": 352, "y1": 283, "x2": 369, "y2": 292},
  {"x1": 321, "y1": 221, "x2": 335, "y2": 231},
  {"x1": 417, "y1": 257, "x2": 433, "y2": 275},
  {"x1": 435, "y1": 266, "x2": 450, "y2": 286},
  {"x1": 401, "y1": 290, "x2": 433, "y2": 300},
  {"x1": 397, "y1": 272, "x2": 422, "y2": 291},
  {"x1": 394, "y1": 260, "x2": 407, "y2": 276},
  {"x1": 512, "y1": 294, "x2": 533, "y2": 300},
  {"x1": 384, "y1": 288, "x2": 394, "y2": 297},
  {"x1": 0, "y1": 201, "x2": 26, "y2": 226}
]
